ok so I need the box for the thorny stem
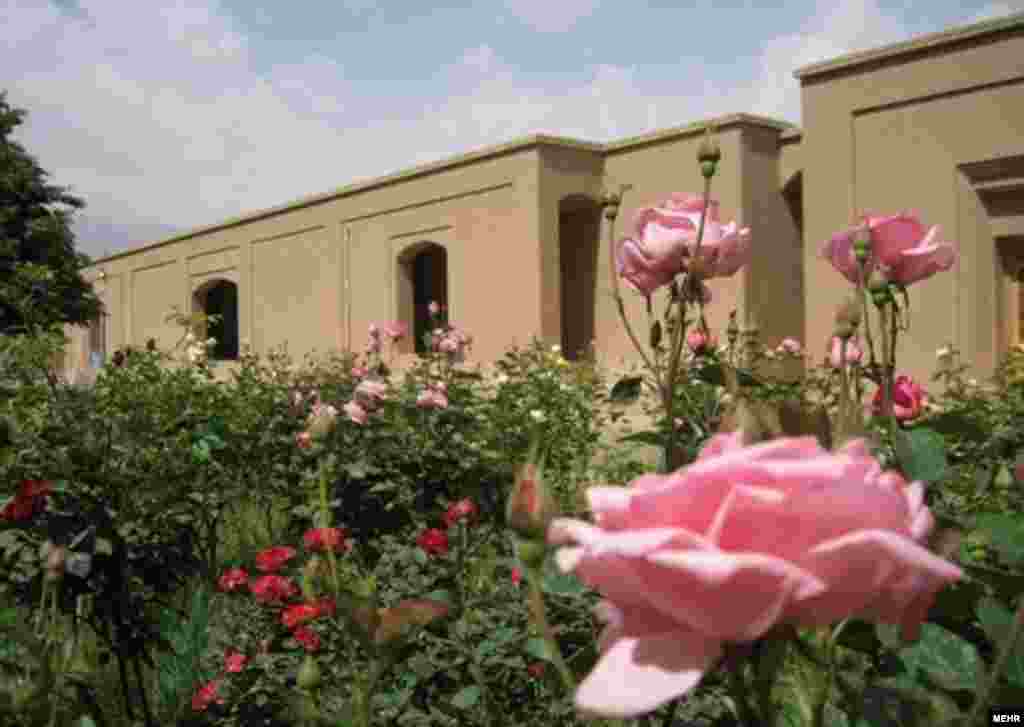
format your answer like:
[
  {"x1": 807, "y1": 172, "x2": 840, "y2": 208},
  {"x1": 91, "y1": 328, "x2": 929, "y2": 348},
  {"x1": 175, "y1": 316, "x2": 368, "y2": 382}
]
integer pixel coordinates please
[
  {"x1": 527, "y1": 580, "x2": 576, "y2": 697},
  {"x1": 605, "y1": 186, "x2": 656, "y2": 375},
  {"x1": 966, "y1": 597, "x2": 1024, "y2": 726}
]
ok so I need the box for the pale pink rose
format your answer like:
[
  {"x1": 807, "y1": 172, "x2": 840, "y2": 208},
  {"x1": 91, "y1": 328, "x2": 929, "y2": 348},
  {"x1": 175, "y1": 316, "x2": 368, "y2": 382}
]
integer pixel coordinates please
[
  {"x1": 548, "y1": 433, "x2": 961, "y2": 718},
  {"x1": 368, "y1": 324, "x2": 381, "y2": 338},
  {"x1": 778, "y1": 338, "x2": 802, "y2": 355},
  {"x1": 439, "y1": 337, "x2": 458, "y2": 354},
  {"x1": 871, "y1": 375, "x2": 927, "y2": 421},
  {"x1": 343, "y1": 400, "x2": 368, "y2": 425},
  {"x1": 821, "y1": 212, "x2": 957, "y2": 286},
  {"x1": 431, "y1": 381, "x2": 447, "y2": 393},
  {"x1": 827, "y1": 337, "x2": 862, "y2": 368},
  {"x1": 355, "y1": 380, "x2": 387, "y2": 407},
  {"x1": 416, "y1": 389, "x2": 449, "y2": 409},
  {"x1": 383, "y1": 322, "x2": 407, "y2": 342},
  {"x1": 351, "y1": 366, "x2": 368, "y2": 379},
  {"x1": 295, "y1": 431, "x2": 313, "y2": 450},
  {"x1": 615, "y1": 194, "x2": 750, "y2": 297},
  {"x1": 428, "y1": 301, "x2": 440, "y2": 316}
]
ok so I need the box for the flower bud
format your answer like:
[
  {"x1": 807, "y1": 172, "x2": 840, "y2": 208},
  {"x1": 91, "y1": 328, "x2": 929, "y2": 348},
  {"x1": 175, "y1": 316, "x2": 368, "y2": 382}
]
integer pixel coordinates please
[
  {"x1": 853, "y1": 227, "x2": 871, "y2": 264},
  {"x1": 45, "y1": 544, "x2": 67, "y2": 582},
  {"x1": 726, "y1": 311, "x2": 739, "y2": 346},
  {"x1": 506, "y1": 463, "x2": 558, "y2": 541},
  {"x1": 306, "y1": 404, "x2": 338, "y2": 440},
  {"x1": 374, "y1": 599, "x2": 449, "y2": 647},
  {"x1": 516, "y1": 539, "x2": 547, "y2": 571},
  {"x1": 297, "y1": 654, "x2": 322, "y2": 691},
  {"x1": 834, "y1": 297, "x2": 862, "y2": 333},
  {"x1": 697, "y1": 127, "x2": 722, "y2": 164},
  {"x1": 700, "y1": 160, "x2": 718, "y2": 179}
]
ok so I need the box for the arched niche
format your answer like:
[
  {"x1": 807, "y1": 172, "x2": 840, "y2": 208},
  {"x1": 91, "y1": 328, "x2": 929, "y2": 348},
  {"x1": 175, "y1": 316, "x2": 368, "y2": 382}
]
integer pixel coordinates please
[
  {"x1": 558, "y1": 194, "x2": 601, "y2": 360},
  {"x1": 192, "y1": 278, "x2": 239, "y2": 360},
  {"x1": 396, "y1": 242, "x2": 448, "y2": 355}
]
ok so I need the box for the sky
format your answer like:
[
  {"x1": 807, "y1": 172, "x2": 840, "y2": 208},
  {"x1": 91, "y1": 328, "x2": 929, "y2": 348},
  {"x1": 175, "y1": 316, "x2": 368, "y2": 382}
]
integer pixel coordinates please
[{"x1": 4, "y1": 0, "x2": 1023, "y2": 261}]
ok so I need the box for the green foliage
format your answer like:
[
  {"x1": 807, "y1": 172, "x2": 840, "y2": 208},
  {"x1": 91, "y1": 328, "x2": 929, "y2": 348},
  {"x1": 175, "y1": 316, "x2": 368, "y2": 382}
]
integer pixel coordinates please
[
  {"x1": 155, "y1": 582, "x2": 214, "y2": 720},
  {"x1": 0, "y1": 91, "x2": 102, "y2": 336}
]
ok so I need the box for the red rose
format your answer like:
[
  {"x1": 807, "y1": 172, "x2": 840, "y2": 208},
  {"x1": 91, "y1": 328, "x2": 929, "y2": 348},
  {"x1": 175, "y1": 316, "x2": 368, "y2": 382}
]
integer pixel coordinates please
[
  {"x1": 281, "y1": 603, "x2": 321, "y2": 630},
  {"x1": 417, "y1": 528, "x2": 449, "y2": 556},
  {"x1": 293, "y1": 626, "x2": 320, "y2": 652},
  {"x1": 303, "y1": 527, "x2": 349, "y2": 553},
  {"x1": 511, "y1": 567, "x2": 522, "y2": 586},
  {"x1": 191, "y1": 679, "x2": 224, "y2": 712},
  {"x1": 255, "y1": 546, "x2": 296, "y2": 573},
  {"x1": 251, "y1": 574, "x2": 299, "y2": 604},
  {"x1": 217, "y1": 568, "x2": 249, "y2": 593},
  {"x1": 224, "y1": 650, "x2": 248, "y2": 673},
  {"x1": 443, "y1": 498, "x2": 478, "y2": 529},
  {"x1": 527, "y1": 662, "x2": 546, "y2": 679},
  {"x1": 1, "y1": 480, "x2": 52, "y2": 522},
  {"x1": 314, "y1": 597, "x2": 337, "y2": 618}
]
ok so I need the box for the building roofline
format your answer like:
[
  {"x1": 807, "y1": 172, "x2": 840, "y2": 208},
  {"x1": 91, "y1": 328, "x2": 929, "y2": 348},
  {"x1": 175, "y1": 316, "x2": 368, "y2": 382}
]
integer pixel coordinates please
[
  {"x1": 795, "y1": 12, "x2": 1024, "y2": 81},
  {"x1": 86, "y1": 113, "x2": 797, "y2": 267}
]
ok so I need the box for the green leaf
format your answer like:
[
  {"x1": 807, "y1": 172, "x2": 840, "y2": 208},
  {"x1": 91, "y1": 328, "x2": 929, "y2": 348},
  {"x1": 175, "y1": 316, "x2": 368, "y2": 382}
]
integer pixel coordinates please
[
  {"x1": 541, "y1": 568, "x2": 586, "y2": 597},
  {"x1": 524, "y1": 637, "x2": 554, "y2": 663},
  {"x1": 896, "y1": 623, "x2": 983, "y2": 692},
  {"x1": 976, "y1": 513, "x2": 1024, "y2": 567},
  {"x1": 977, "y1": 597, "x2": 1024, "y2": 687},
  {"x1": 617, "y1": 430, "x2": 665, "y2": 448},
  {"x1": 609, "y1": 376, "x2": 642, "y2": 405},
  {"x1": 892, "y1": 428, "x2": 948, "y2": 484},
  {"x1": 450, "y1": 685, "x2": 481, "y2": 710},
  {"x1": 923, "y1": 411, "x2": 987, "y2": 443},
  {"x1": 423, "y1": 589, "x2": 453, "y2": 605}
]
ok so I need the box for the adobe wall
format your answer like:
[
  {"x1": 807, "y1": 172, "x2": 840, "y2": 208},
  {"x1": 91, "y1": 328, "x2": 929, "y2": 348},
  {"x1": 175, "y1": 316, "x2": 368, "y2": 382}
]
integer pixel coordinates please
[{"x1": 799, "y1": 20, "x2": 1024, "y2": 382}]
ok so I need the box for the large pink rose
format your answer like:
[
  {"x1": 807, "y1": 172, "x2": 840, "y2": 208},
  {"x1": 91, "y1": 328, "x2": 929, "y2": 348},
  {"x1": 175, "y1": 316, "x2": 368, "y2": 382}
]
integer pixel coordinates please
[
  {"x1": 548, "y1": 433, "x2": 961, "y2": 718},
  {"x1": 871, "y1": 375, "x2": 926, "y2": 421},
  {"x1": 821, "y1": 212, "x2": 956, "y2": 286},
  {"x1": 615, "y1": 194, "x2": 751, "y2": 297}
]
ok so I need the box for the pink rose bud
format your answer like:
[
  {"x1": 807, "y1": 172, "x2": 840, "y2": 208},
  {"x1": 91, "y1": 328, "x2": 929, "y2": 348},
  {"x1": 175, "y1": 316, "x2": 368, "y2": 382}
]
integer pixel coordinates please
[
  {"x1": 686, "y1": 329, "x2": 715, "y2": 355},
  {"x1": 428, "y1": 301, "x2": 440, "y2": 316},
  {"x1": 828, "y1": 337, "x2": 862, "y2": 367},
  {"x1": 506, "y1": 463, "x2": 558, "y2": 541},
  {"x1": 295, "y1": 431, "x2": 313, "y2": 450}
]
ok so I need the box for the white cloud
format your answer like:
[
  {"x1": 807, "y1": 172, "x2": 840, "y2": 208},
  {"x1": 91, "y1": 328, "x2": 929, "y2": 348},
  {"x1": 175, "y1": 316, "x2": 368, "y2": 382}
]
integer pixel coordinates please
[
  {"x1": 2, "y1": 0, "x2": 1003, "y2": 260},
  {"x1": 502, "y1": 0, "x2": 599, "y2": 32}
]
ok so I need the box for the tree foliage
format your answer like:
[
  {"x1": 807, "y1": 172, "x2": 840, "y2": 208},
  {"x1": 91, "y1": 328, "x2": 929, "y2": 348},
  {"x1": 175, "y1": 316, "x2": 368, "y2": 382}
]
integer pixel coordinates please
[{"x1": 0, "y1": 90, "x2": 102, "y2": 336}]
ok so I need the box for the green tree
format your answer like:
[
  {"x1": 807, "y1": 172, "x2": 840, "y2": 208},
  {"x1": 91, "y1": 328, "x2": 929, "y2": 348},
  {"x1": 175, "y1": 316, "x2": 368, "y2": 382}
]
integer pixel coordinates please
[{"x1": 0, "y1": 90, "x2": 102, "y2": 336}]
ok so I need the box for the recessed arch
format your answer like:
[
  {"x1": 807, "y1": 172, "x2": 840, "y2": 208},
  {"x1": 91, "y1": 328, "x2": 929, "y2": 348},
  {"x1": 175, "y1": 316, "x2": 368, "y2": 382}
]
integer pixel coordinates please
[
  {"x1": 558, "y1": 194, "x2": 601, "y2": 360},
  {"x1": 782, "y1": 171, "x2": 803, "y2": 238},
  {"x1": 396, "y1": 242, "x2": 448, "y2": 355},
  {"x1": 192, "y1": 278, "x2": 239, "y2": 360}
]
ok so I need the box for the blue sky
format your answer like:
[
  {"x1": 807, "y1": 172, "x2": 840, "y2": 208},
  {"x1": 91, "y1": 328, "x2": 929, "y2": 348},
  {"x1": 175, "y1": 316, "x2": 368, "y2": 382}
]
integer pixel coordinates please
[{"x1": 4, "y1": 0, "x2": 1022, "y2": 260}]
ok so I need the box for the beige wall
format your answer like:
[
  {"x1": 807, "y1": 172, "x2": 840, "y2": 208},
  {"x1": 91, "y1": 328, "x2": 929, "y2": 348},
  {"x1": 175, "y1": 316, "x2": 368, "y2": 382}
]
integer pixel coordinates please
[
  {"x1": 799, "y1": 17, "x2": 1024, "y2": 382},
  {"x1": 62, "y1": 13, "x2": 1024, "y2": 395}
]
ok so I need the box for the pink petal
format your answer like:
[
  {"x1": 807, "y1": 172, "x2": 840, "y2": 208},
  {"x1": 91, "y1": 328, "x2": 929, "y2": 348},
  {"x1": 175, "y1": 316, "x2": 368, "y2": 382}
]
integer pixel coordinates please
[
  {"x1": 790, "y1": 529, "x2": 962, "y2": 627},
  {"x1": 641, "y1": 550, "x2": 826, "y2": 640},
  {"x1": 574, "y1": 629, "x2": 722, "y2": 719}
]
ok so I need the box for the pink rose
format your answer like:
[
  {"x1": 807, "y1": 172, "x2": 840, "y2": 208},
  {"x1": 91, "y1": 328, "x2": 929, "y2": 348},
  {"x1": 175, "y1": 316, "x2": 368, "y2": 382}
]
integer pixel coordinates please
[
  {"x1": 872, "y1": 375, "x2": 927, "y2": 421},
  {"x1": 548, "y1": 433, "x2": 961, "y2": 718},
  {"x1": 217, "y1": 567, "x2": 249, "y2": 593},
  {"x1": 416, "y1": 389, "x2": 449, "y2": 409},
  {"x1": 428, "y1": 301, "x2": 440, "y2": 316},
  {"x1": 827, "y1": 336, "x2": 863, "y2": 368},
  {"x1": 615, "y1": 194, "x2": 750, "y2": 297},
  {"x1": 778, "y1": 338, "x2": 802, "y2": 355},
  {"x1": 355, "y1": 380, "x2": 387, "y2": 407},
  {"x1": 344, "y1": 400, "x2": 368, "y2": 425},
  {"x1": 821, "y1": 212, "x2": 956, "y2": 286},
  {"x1": 191, "y1": 679, "x2": 224, "y2": 712},
  {"x1": 351, "y1": 365, "x2": 368, "y2": 379},
  {"x1": 250, "y1": 574, "x2": 299, "y2": 604},
  {"x1": 295, "y1": 431, "x2": 313, "y2": 450},
  {"x1": 383, "y1": 321, "x2": 407, "y2": 342}
]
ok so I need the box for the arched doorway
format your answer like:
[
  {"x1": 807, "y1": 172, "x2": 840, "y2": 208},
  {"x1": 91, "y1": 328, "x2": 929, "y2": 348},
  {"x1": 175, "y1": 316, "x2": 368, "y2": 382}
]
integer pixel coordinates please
[
  {"x1": 397, "y1": 243, "x2": 448, "y2": 355},
  {"x1": 193, "y1": 279, "x2": 239, "y2": 360},
  {"x1": 558, "y1": 195, "x2": 601, "y2": 361}
]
